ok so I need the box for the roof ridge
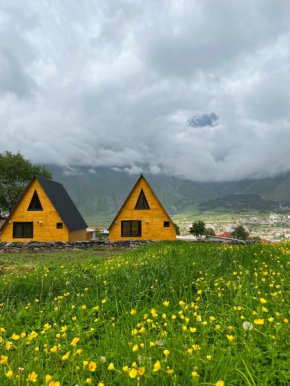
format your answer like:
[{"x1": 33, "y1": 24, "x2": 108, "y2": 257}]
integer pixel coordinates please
[{"x1": 35, "y1": 175, "x2": 62, "y2": 185}]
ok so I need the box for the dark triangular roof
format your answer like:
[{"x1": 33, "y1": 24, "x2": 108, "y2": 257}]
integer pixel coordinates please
[
  {"x1": 1, "y1": 176, "x2": 87, "y2": 232},
  {"x1": 35, "y1": 176, "x2": 87, "y2": 231},
  {"x1": 108, "y1": 174, "x2": 174, "y2": 230}
]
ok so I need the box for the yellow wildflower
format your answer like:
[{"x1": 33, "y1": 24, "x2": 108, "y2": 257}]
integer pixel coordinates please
[
  {"x1": 254, "y1": 319, "x2": 264, "y2": 325},
  {"x1": 138, "y1": 367, "x2": 145, "y2": 375},
  {"x1": 88, "y1": 362, "x2": 97, "y2": 372},
  {"x1": 129, "y1": 368, "x2": 138, "y2": 378},
  {"x1": 6, "y1": 370, "x2": 13, "y2": 378},
  {"x1": 27, "y1": 372, "x2": 38, "y2": 382},
  {"x1": 62, "y1": 351, "x2": 70, "y2": 361},
  {"x1": 5, "y1": 342, "x2": 12, "y2": 351},
  {"x1": 71, "y1": 337, "x2": 80, "y2": 346},
  {"x1": 29, "y1": 331, "x2": 38, "y2": 340},
  {"x1": 45, "y1": 375, "x2": 52, "y2": 383},
  {"x1": 153, "y1": 360, "x2": 161, "y2": 371},
  {"x1": 227, "y1": 335, "x2": 235, "y2": 342},
  {"x1": 108, "y1": 363, "x2": 115, "y2": 371},
  {"x1": 0, "y1": 355, "x2": 8, "y2": 364}
]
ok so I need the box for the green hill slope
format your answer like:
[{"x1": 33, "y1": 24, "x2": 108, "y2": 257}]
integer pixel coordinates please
[
  {"x1": 49, "y1": 165, "x2": 290, "y2": 225},
  {"x1": 50, "y1": 166, "x2": 217, "y2": 226}
]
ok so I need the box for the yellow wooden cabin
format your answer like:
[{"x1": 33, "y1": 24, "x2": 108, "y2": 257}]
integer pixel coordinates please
[
  {"x1": 109, "y1": 174, "x2": 176, "y2": 241},
  {"x1": 1, "y1": 176, "x2": 87, "y2": 242}
]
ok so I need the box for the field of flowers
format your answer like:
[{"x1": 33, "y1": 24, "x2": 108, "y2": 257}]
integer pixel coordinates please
[{"x1": 0, "y1": 241, "x2": 290, "y2": 385}]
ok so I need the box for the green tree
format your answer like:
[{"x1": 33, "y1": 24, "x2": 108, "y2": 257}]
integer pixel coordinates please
[
  {"x1": 189, "y1": 220, "x2": 206, "y2": 239},
  {"x1": 204, "y1": 227, "x2": 215, "y2": 236},
  {"x1": 174, "y1": 223, "x2": 180, "y2": 236},
  {"x1": 231, "y1": 225, "x2": 249, "y2": 240},
  {"x1": 0, "y1": 151, "x2": 52, "y2": 215},
  {"x1": 95, "y1": 230, "x2": 106, "y2": 240}
]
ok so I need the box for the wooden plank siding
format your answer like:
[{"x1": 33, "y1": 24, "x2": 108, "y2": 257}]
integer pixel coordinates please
[
  {"x1": 109, "y1": 176, "x2": 176, "y2": 241},
  {"x1": 69, "y1": 229, "x2": 87, "y2": 242},
  {"x1": 1, "y1": 179, "x2": 83, "y2": 242}
]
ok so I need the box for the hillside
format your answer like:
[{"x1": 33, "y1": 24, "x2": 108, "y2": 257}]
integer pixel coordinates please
[
  {"x1": 203, "y1": 172, "x2": 290, "y2": 203},
  {"x1": 1, "y1": 242, "x2": 290, "y2": 384},
  {"x1": 49, "y1": 166, "x2": 290, "y2": 226},
  {"x1": 199, "y1": 194, "x2": 279, "y2": 213},
  {"x1": 50, "y1": 166, "x2": 217, "y2": 226}
]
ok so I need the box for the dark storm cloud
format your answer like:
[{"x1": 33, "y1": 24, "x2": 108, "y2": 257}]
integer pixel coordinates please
[{"x1": 0, "y1": 0, "x2": 290, "y2": 181}]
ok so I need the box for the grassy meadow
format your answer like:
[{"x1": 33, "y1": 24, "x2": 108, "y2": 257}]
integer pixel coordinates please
[{"x1": 0, "y1": 242, "x2": 290, "y2": 385}]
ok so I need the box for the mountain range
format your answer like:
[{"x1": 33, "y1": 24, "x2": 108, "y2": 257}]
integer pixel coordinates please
[{"x1": 49, "y1": 165, "x2": 290, "y2": 226}]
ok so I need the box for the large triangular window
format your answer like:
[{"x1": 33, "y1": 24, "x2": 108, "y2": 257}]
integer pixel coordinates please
[
  {"x1": 135, "y1": 189, "x2": 150, "y2": 210},
  {"x1": 28, "y1": 190, "x2": 43, "y2": 211}
]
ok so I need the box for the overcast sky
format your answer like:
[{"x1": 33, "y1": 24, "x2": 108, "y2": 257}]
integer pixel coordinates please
[{"x1": 1, "y1": 0, "x2": 290, "y2": 181}]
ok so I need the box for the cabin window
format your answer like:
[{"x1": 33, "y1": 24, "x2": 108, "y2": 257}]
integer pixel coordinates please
[
  {"x1": 56, "y1": 223, "x2": 63, "y2": 229},
  {"x1": 13, "y1": 222, "x2": 33, "y2": 238},
  {"x1": 135, "y1": 190, "x2": 150, "y2": 210},
  {"x1": 121, "y1": 221, "x2": 142, "y2": 237},
  {"x1": 164, "y1": 221, "x2": 170, "y2": 227},
  {"x1": 28, "y1": 190, "x2": 43, "y2": 211}
]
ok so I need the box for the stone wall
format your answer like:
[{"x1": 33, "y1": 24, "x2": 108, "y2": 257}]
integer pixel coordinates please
[{"x1": 0, "y1": 240, "x2": 154, "y2": 253}]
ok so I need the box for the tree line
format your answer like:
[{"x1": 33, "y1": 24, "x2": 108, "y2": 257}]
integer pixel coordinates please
[{"x1": 189, "y1": 220, "x2": 249, "y2": 240}]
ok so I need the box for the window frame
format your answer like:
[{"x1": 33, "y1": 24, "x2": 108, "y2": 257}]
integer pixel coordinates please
[
  {"x1": 27, "y1": 190, "x2": 43, "y2": 211},
  {"x1": 13, "y1": 222, "x2": 34, "y2": 239},
  {"x1": 56, "y1": 222, "x2": 63, "y2": 229},
  {"x1": 121, "y1": 220, "x2": 142, "y2": 237},
  {"x1": 134, "y1": 189, "x2": 150, "y2": 210},
  {"x1": 164, "y1": 221, "x2": 170, "y2": 228}
]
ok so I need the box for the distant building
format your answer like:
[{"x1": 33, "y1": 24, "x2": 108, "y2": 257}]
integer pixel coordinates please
[
  {"x1": 217, "y1": 232, "x2": 232, "y2": 238},
  {"x1": 1, "y1": 176, "x2": 87, "y2": 242},
  {"x1": 109, "y1": 174, "x2": 176, "y2": 241}
]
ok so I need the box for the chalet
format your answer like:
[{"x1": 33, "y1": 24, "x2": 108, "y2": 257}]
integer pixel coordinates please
[
  {"x1": 108, "y1": 174, "x2": 176, "y2": 241},
  {"x1": 1, "y1": 176, "x2": 87, "y2": 242}
]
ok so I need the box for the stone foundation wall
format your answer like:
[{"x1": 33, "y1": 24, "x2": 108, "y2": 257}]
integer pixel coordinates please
[{"x1": 0, "y1": 240, "x2": 154, "y2": 253}]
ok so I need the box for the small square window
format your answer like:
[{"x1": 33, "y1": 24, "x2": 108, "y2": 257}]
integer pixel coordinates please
[
  {"x1": 164, "y1": 221, "x2": 170, "y2": 227},
  {"x1": 56, "y1": 223, "x2": 63, "y2": 229}
]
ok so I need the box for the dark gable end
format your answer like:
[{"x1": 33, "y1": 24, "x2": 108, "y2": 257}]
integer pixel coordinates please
[{"x1": 36, "y1": 176, "x2": 87, "y2": 232}]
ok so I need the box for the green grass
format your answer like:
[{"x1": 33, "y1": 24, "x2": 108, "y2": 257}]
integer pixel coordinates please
[{"x1": 0, "y1": 242, "x2": 290, "y2": 385}]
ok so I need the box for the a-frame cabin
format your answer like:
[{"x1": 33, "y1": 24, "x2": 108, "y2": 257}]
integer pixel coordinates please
[
  {"x1": 108, "y1": 174, "x2": 176, "y2": 241},
  {"x1": 1, "y1": 176, "x2": 87, "y2": 242}
]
